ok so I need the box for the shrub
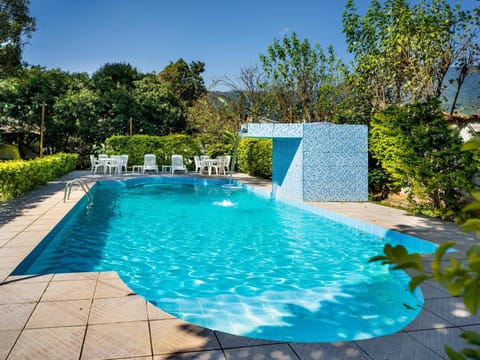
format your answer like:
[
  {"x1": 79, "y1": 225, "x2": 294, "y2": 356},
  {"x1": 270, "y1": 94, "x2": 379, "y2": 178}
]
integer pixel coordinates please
[
  {"x1": 370, "y1": 99, "x2": 475, "y2": 219},
  {"x1": 237, "y1": 138, "x2": 272, "y2": 178},
  {"x1": 0, "y1": 153, "x2": 78, "y2": 202}
]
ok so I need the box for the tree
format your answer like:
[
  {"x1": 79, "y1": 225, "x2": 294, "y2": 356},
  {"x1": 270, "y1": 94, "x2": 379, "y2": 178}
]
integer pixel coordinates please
[
  {"x1": 91, "y1": 62, "x2": 142, "y2": 136},
  {"x1": 132, "y1": 75, "x2": 186, "y2": 135},
  {"x1": 343, "y1": 0, "x2": 478, "y2": 110},
  {"x1": 157, "y1": 58, "x2": 206, "y2": 107},
  {"x1": 213, "y1": 65, "x2": 270, "y2": 121},
  {"x1": 0, "y1": 66, "x2": 75, "y2": 152},
  {"x1": 448, "y1": 2, "x2": 480, "y2": 116},
  {"x1": 370, "y1": 99, "x2": 475, "y2": 219},
  {"x1": 53, "y1": 84, "x2": 100, "y2": 154},
  {"x1": 186, "y1": 94, "x2": 241, "y2": 145},
  {"x1": 0, "y1": 0, "x2": 36, "y2": 77},
  {"x1": 259, "y1": 32, "x2": 346, "y2": 122}
]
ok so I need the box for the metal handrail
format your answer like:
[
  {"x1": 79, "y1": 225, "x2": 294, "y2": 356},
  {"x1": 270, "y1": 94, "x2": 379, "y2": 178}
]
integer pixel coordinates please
[{"x1": 64, "y1": 179, "x2": 92, "y2": 204}]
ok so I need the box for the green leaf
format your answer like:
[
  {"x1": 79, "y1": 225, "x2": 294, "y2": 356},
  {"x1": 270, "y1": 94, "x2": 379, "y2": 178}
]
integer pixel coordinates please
[
  {"x1": 445, "y1": 345, "x2": 466, "y2": 360},
  {"x1": 461, "y1": 331, "x2": 480, "y2": 346},
  {"x1": 463, "y1": 281, "x2": 480, "y2": 315},
  {"x1": 409, "y1": 274, "x2": 431, "y2": 292}
]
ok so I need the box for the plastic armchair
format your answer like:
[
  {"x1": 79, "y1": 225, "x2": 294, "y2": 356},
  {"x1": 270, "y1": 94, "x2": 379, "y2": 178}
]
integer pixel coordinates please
[
  {"x1": 143, "y1": 154, "x2": 159, "y2": 174},
  {"x1": 171, "y1": 154, "x2": 187, "y2": 174},
  {"x1": 120, "y1": 154, "x2": 129, "y2": 172}
]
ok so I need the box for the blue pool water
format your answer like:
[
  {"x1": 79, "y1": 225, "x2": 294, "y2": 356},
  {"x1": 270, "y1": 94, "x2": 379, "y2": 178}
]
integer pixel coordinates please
[{"x1": 14, "y1": 177, "x2": 437, "y2": 342}]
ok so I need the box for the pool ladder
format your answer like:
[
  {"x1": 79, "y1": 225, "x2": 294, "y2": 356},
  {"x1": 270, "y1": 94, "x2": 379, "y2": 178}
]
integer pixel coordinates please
[{"x1": 64, "y1": 179, "x2": 92, "y2": 205}]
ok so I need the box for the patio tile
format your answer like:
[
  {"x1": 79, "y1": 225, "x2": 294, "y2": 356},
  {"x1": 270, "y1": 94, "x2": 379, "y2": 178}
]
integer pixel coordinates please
[
  {"x1": 423, "y1": 297, "x2": 480, "y2": 326},
  {"x1": 223, "y1": 343, "x2": 298, "y2": 360},
  {"x1": 403, "y1": 308, "x2": 455, "y2": 331},
  {"x1": 89, "y1": 295, "x2": 148, "y2": 324},
  {"x1": 150, "y1": 319, "x2": 220, "y2": 355},
  {"x1": 0, "y1": 303, "x2": 36, "y2": 330},
  {"x1": 8, "y1": 325, "x2": 85, "y2": 360},
  {"x1": 419, "y1": 281, "x2": 451, "y2": 300},
  {"x1": 0, "y1": 281, "x2": 48, "y2": 304},
  {"x1": 97, "y1": 270, "x2": 119, "y2": 280},
  {"x1": 94, "y1": 276, "x2": 136, "y2": 298},
  {"x1": 154, "y1": 350, "x2": 226, "y2": 359},
  {"x1": 408, "y1": 327, "x2": 466, "y2": 358},
  {"x1": 52, "y1": 272, "x2": 98, "y2": 281},
  {"x1": 291, "y1": 341, "x2": 370, "y2": 360},
  {"x1": 147, "y1": 301, "x2": 176, "y2": 320},
  {"x1": 0, "y1": 329, "x2": 21, "y2": 359},
  {"x1": 6, "y1": 274, "x2": 54, "y2": 283},
  {"x1": 41, "y1": 279, "x2": 96, "y2": 301},
  {"x1": 82, "y1": 321, "x2": 151, "y2": 359},
  {"x1": 26, "y1": 299, "x2": 91, "y2": 328},
  {"x1": 355, "y1": 332, "x2": 439, "y2": 359},
  {"x1": 215, "y1": 331, "x2": 278, "y2": 348},
  {"x1": 0, "y1": 255, "x2": 26, "y2": 269},
  {"x1": 0, "y1": 245, "x2": 33, "y2": 258},
  {"x1": 0, "y1": 238, "x2": 11, "y2": 247}
]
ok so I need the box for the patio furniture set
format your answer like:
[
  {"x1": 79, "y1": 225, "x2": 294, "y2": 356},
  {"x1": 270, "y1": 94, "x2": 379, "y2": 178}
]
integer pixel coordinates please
[
  {"x1": 194, "y1": 155, "x2": 231, "y2": 176},
  {"x1": 90, "y1": 153, "x2": 231, "y2": 176}
]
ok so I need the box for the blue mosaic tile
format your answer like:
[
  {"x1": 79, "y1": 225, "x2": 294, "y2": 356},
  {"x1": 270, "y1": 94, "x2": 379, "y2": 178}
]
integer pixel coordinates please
[
  {"x1": 273, "y1": 124, "x2": 303, "y2": 138},
  {"x1": 304, "y1": 151, "x2": 367, "y2": 168},
  {"x1": 243, "y1": 123, "x2": 274, "y2": 138},
  {"x1": 303, "y1": 124, "x2": 368, "y2": 153}
]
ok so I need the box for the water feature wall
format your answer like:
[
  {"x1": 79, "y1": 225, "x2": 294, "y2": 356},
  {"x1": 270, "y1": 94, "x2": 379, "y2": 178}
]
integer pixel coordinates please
[{"x1": 240, "y1": 123, "x2": 368, "y2": 202}]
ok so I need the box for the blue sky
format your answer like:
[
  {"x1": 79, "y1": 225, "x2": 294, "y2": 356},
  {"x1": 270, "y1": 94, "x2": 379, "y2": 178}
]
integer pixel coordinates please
[{"x1": 23, "y1": 0, "x2": 475, "y2": 90}]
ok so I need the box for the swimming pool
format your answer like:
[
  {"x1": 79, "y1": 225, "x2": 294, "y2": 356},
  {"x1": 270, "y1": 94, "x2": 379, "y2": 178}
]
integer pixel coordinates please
[{"x1": 13, "y1": 177, "x2": 437, "y2": 342}]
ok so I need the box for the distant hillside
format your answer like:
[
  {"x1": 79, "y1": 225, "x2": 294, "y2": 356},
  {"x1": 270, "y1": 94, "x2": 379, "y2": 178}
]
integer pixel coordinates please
[{"x1": 442, "y1": 69, "x2": 480, "y2": 116}]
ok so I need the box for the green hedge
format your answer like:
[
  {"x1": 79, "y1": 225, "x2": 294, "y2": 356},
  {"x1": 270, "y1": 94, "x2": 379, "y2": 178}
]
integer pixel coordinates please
[
  {"x1": 0, "y1": 153, "x2": 78, "y2": 202},
  {"x1": 237, "y1": 138, "x2": 272, "y2": 178},
  {"x1": 105, "y1": 134, "x2": 201, "y2": 170}
]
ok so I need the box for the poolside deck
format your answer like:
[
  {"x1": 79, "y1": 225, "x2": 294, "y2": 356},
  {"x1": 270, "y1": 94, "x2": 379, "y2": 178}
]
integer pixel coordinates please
[{"x1": 1, "y1": 170, "x2": 479, "y2": 359}]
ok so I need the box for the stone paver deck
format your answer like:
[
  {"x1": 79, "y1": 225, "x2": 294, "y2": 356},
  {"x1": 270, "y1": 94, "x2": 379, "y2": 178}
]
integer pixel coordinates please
[{"x1": 0, "y1": 170, "x2": 479, "y2": 359}]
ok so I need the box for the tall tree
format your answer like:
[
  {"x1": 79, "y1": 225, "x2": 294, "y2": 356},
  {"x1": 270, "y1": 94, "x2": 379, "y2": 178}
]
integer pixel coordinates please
[
  {"x1": 259, "y1": 32, "x2": 346, "y2": 122},
  {"x1": 0, "y1": 0, "x2": 36, "y2": 76},
  {"x1": 91, "y1": 62, "x2": 142, "y2": 135},
  {"x1": 343, "y1": 0, "x2": 478, "y2": 110},
  {"x1": 157, "y1": 58, "x2": 206, "y2": 107},
  {"x1": 132, "y1": 75, "x2": 186, "y2": 135},
  {"x1": 448, "y1": 1, "x2": 480, "y2": 116},
  {"x1": 0, "y1": 66, "x2": 74, "y2": 152}
]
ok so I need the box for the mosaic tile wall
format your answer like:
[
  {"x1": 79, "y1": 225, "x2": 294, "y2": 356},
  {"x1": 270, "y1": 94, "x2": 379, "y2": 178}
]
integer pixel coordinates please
[
  {"x1": 302, "y1": 124, "x2": 368, "y2": 201},
  {"x1": 241, "y1": 123, "x2": 368, "y2": 202}
]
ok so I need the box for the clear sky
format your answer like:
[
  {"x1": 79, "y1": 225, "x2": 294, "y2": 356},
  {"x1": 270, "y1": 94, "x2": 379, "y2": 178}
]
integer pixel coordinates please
[{"x1": 22, "y1": 0, "x2": 475, "y2": 90}]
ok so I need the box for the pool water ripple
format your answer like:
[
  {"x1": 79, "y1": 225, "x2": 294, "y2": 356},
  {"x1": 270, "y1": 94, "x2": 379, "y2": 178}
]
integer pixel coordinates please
[{"x1": 14, "y1": 179, "x2": 433, "y2": 342}]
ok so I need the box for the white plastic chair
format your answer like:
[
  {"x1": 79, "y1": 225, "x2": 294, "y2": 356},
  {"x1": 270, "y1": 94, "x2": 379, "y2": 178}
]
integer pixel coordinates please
[
  {"x1": 223, "y1": 155, "x2": 231, "y2": 174},
  {"x1": 215, "y1": 156, "x2": 225, "y2": 175},
  {"x1": 194, "y1": 156, "x2": 202, "y2": 173},
  {"x1": 120, "y1": 154, "x2": 129, "y2": 172},
  {"x1": 171, "y1": 154, "x2": 187, "y2": 174},
  {"x1": 107, "y1": 155, "x2": 122, "y2": 175},
  {"x1": 89, "y1": 155, "x2": 100, "y2": 173},
  {"x1": 142, "y1": 154, "x2": 158, "y2": 174}
]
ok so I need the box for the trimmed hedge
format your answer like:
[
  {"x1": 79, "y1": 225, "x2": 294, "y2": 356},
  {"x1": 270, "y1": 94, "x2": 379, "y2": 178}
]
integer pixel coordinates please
[
  {"x1": 237, "y1": 138, "x2": 272, "y2": 178},
  {"x1": 105, "y1": 134, "x2": 201, "y2": 170},
  {"x1": 0, "y1": 153, "x2": 78, "y2": 202}
]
